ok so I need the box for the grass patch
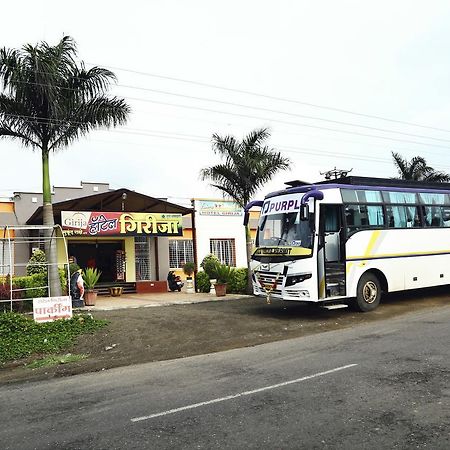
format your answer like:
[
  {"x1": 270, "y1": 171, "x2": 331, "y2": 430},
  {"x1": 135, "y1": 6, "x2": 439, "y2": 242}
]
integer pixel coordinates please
[
  {"x1": 0, "y1": 312, "x2": 108, "y2": 363},
  {"x1": 27, "y1": 353, "x2": 88, "y2": 369}
]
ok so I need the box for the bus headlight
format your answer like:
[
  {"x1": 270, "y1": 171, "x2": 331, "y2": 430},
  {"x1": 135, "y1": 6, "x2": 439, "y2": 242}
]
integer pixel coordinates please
[{"x1": 285, "y1": 273, "x2": 312, "y2": 287}]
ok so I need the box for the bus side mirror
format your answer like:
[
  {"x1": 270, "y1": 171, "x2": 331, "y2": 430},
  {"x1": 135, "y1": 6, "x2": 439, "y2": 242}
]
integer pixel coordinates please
[
  {"x1": 243, "y1": 211, "x2": 249, "y2": 226},
  {"x1": 300, "y1": 204, "x2": 309, "y2": 221}
]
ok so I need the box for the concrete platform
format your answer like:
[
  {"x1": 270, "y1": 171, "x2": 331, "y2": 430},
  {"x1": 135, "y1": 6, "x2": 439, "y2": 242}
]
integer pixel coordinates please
[{"x1": 80, "y1": 291, "x2": 250, "y2": 311}]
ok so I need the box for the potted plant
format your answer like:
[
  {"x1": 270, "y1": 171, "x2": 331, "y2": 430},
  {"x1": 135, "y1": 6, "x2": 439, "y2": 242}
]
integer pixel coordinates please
[
  {"x1": 200, "y1": 254, "x2": 220, "y2": 294},
  {"x1": 83, "y1": 267, "x2": 101, "y2": 306},
  {"x1": 182, "y1": 262, "x2": 196, "y2": 293},
  {"x1": 212, "y1": 263, "x2": 234, "y2": 297}
]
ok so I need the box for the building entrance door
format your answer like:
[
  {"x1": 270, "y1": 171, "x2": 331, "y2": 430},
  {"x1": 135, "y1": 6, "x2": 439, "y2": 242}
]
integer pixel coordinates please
[{"x1": 68, "y1": 241, "x2": 124, "y2": 282}]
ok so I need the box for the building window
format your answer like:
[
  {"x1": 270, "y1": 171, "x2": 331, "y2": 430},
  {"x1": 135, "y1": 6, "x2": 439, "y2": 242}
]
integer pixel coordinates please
[
  {"x1": 169, "y1": 240, "x2": 194, "y2": 269},
  {"x1": 0, "y1": 240, "x2": 14, "y2": 276},
  {"x1": 210, "y1": 239, "x2": 236, "y2": 266},
  {"x1": 135, "y1": 237, "x2": 151, "y2": 281}
]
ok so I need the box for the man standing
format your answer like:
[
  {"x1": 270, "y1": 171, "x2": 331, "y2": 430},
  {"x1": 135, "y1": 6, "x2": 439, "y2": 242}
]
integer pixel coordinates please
[{"x1": 70, "y1": 269, "x2": 85, "y2": 307}]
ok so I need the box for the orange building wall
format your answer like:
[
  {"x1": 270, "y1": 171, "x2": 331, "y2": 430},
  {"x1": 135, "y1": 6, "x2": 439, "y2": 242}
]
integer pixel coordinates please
[{"x1": 0, "y1": 202, "x2": 14, "y2": 213}]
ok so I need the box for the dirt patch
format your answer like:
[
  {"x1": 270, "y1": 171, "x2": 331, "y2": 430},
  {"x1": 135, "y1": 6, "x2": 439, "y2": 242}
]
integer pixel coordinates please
[{"x1": 1, "y1": 288, "x2": 449, "y2": 384}]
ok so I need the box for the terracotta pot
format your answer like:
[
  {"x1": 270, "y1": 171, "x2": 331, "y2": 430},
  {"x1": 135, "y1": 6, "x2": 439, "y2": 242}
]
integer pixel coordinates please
[
  {"x1": 214, "y1": 283, "x2": 227, "y2": 297},
  {"x1": 84, "y1": 290, "x2": 97, "y2": 306}
]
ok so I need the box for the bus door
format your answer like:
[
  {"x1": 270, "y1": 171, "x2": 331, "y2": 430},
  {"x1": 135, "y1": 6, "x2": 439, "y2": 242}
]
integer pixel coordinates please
[{"x1": 319, "y1": 204, "x2": 346, "y2": 297}]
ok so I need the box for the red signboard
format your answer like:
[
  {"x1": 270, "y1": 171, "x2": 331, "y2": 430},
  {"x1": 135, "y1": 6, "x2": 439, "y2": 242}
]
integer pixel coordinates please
[{"x1": 61, "y1": 211, "x2": 183, "y2": 237}]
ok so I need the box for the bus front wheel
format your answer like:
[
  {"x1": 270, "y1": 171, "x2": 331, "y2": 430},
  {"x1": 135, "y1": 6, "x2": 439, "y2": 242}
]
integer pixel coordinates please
[{"x1": 354, "y1": 272, "x2": 381, "y2": 312}]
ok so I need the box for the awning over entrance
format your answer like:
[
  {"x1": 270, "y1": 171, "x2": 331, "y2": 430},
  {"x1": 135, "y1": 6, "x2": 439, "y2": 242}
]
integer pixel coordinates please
[{"x1": 26, "y1": 188, "x2": 193, "y2": 224}]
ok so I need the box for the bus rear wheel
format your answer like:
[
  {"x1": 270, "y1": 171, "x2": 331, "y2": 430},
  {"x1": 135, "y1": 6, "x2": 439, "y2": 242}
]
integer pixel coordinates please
[{"x1": 354, "y1": 272, "x2": 381, "y2": 312}]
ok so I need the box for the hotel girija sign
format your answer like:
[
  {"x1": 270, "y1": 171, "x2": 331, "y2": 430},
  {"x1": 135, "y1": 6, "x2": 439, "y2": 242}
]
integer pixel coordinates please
[{"x1": 61, "y1": 211, "x2": 183, "y2": 237}]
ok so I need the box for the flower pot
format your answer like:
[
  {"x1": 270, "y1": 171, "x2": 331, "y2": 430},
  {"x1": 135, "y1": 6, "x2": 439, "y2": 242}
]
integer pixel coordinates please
[
  {"x1": 209, "y1": 279, "x2": 217, "y2": 294},
  {"x1": 214, "y1": 283, "x2": 227, "y2": 297},
  {"x1": 109, "y1": 286, "x2": 123, "y2": 297},
  {"x1": 84, "y1": 290, "x2": 97, "y2": 306},
  {"x1": 186, "y1": 276, "x2": 195, "y2": 294}
]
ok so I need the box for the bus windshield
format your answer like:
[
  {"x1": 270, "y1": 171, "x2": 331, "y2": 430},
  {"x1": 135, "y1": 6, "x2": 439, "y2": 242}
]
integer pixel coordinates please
[{"x1": 256, "y1": 211, "x2": 314, "y2": 250}]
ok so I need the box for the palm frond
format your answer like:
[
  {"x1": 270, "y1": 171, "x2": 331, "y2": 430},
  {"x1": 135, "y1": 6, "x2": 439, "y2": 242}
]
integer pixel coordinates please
[
  {"x1": 202, "y1": 128, "x2": 290, "y2": 207},
  {"x1": 0, "y1": 36, "x2": 130, "y2": 154},
  {"x1": 392, "y1": 151, "x2": 449, "y2": 182}
]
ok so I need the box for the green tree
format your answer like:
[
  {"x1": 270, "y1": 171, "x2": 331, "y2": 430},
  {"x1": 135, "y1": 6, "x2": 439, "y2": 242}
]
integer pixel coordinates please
[
  {"x1": 26, "y1": 249, "x2": 47, "y2": 276},
  {"x1": 200, "y1": 127, "x2": 290, "y2": 293},
  {"x1": 392, "y1": 152, "x2": 450, "y2": 182},
  {"x1": 0, "y1": 37, "x2": 130, "y2": 295}
]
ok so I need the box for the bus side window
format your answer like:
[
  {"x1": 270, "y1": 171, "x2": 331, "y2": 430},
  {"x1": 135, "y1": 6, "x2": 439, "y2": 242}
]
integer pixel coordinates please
[
  {"x1": 424, "y1": 205, "x2": 445, "y2": 227},
  {"x1": 423, "y1": 206, "x2": 432, "y2": 227},
  {"x1": 387, "y1": 206, "x2": 421, "y2": 228},
  {"x1": 345, "y1": 204, "x2": 383, "y2": 234},
  {"x1": 443, "y1": 206, "x2": 450, "y2": 227}
]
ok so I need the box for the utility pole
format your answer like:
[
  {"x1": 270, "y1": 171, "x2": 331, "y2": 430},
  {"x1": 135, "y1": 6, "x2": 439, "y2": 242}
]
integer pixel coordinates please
[{"x1": 320, "y1": 167, "x2": 353, "y2": 180}]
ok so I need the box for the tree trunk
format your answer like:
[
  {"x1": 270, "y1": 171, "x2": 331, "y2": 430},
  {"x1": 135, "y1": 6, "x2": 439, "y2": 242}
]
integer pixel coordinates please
[
  {"x1": 245, "y1": 224, "x2": 254, "y2": 295},
  {"x1": 42, "y1": 149, "x2": 62, "y2": 297}
]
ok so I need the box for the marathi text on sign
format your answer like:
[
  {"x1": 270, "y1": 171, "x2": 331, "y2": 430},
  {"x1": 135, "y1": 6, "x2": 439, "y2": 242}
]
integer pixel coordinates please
[
  {"x1": 33, "y1": 296, "x2": 73, "y2": 323},
  {"x1": 61, "y1": 211, "x2": 183, "y2": 237}
]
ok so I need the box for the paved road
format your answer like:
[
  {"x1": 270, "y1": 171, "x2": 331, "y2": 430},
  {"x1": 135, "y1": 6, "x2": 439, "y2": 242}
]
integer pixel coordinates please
[{"x1": 1, "y1": 305, "x2": 449, "y2": 449}]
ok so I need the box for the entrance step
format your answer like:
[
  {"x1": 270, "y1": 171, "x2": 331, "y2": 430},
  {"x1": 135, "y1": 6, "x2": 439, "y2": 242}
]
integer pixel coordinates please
[
  {"x1": 321, "y1": 303, "x2": 348, "y2": 310},
  {"x1": 326, "y1": 281, "x2": 346, "y2": 297},
  {"x1": 325, "y1": 262, "x2": 346, "y2": 296}
]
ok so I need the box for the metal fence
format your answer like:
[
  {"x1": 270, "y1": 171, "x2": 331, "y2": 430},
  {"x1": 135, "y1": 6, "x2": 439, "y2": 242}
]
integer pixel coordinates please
[{"x1": 0, "y1": 225, "x2": 69, "y2": 311}]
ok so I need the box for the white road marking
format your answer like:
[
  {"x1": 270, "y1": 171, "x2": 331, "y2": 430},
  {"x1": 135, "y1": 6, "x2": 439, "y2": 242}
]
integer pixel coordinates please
[{"x1": 131, "y1": 363, "x2": 358, "y2": 422}]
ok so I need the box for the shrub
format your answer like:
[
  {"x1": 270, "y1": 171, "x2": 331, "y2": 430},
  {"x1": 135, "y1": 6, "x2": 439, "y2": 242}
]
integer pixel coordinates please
[
  {"x1": 0, "y1": 312, "x2": 108, "y2": 363},
  {"x1": 226, "y1": 268, "x2": 248, "y2": 294},
  {"x1": 0, "y1": 270, "x2": 68, "y2": 313},
  {"x1": 200, "y1": 254, "x2": 220, "y2": 278},
  {"x1": 9, "y1": 270, "x2": 67, "y2": 300},
  {"x1": 195, "y1": 271, "x2": 211, "y2": 293},
  {"x1": 59, "y1": 268, "x2": 68, "y2": 295},
  {"x1": 14, "y1": 273, "x2": 47, "y2": 298},
  {"x1": 0, "y1": 281, "x2": 23, "y2": 300},
  {"x1": 26, "y1": 249, "x2": 48, "y2": 276},
  {"x1": 213, "y1": 264, "x2": 235, "y2": 284},
  {"x1": 182, "y1": 261, "x2": 195, "y2": 277}
]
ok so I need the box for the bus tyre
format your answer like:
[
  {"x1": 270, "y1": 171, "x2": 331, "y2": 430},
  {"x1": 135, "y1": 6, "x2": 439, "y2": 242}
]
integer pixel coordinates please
[{"x1": 354, "y1": 272, "x2": 381, "y2": 312}]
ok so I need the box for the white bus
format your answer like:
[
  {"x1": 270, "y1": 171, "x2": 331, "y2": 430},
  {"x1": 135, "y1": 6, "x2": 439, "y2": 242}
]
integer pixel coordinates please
[{"x1": 245, "y1": 176, "x2": 450, "y2": 312}]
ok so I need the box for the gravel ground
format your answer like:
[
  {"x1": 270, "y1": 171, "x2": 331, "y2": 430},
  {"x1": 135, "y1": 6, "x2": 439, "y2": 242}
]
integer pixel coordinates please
[{"x1": 1, "y1": 287, "x2": 449, "y2": 384}]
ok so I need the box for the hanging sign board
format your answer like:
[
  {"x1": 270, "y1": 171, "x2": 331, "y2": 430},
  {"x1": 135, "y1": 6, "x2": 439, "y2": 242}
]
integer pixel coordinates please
[
  {"x1": 61, "y1": 211, "x2": 183, "y2": 237},
  {"x1": 33, "y1": 296, "x2": 73, "y2": 323}
]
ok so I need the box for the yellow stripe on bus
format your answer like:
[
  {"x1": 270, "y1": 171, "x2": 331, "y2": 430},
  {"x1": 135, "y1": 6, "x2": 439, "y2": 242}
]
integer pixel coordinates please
[
  {"x1": 363, "y1": 230, "x2": 381, "y2": 258},
  {"x1": 319, "y1": 276, "x2": 326, "y2": 298}
]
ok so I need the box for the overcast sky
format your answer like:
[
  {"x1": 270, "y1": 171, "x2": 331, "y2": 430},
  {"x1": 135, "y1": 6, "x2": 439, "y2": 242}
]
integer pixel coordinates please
[{"x1": 2, "y1": 0, "x2": 450, "y2": 205}]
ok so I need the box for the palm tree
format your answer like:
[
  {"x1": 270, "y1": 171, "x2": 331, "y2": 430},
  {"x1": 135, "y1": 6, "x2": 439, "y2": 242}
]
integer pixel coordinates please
[
  {"x1": 200, "y1": 127, "x2": 290, "y2": 293},
  {"x1": 0, "y1": 37, "x2": 130, "y2": 295},
  {"x1": 392, "y1": 151, "x2": 450, "y2": 182}
]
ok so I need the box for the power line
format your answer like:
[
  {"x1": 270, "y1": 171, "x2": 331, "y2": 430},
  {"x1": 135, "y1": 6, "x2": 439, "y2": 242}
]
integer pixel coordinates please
[
  {"x1": 121, "y1": 97, "x2": 450, "y2": 150},
  {"x1": 82, "y1": 134, "x2": 450, "y2": 171},
  {"x1": 5, "y1": 110, "x2": 450, "y2": 162},
  {"x1": 94, "y1": 63, "x2": 450, "y2": 134},
  {"x1": 5, "y1": 76, "x2": 450, "y2": 144},
  {"x1": 113, "y1": 83, "x2": 450, "y2": 143}
]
